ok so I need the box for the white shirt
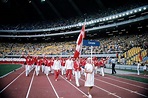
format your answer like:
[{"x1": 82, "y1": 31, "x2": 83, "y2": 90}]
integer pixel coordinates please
[
  {"x1": 84, "y1": 63, "x2": 94, "y2": 87},
  {"x1": 111, "y1": 58, "x2": 116, "y2": 64},
  {"x1": 65, "y1": 59, "x2": 73, "y2": 69},
  {"x1": 53, "y1": 60, "x2": 61, "y2": 70}
]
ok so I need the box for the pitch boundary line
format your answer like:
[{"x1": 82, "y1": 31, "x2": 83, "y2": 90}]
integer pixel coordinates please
[
  {"x1": 26, "y1": 70, "x2": 35, "y2": 98},
  {"x1": 95, "y1": 78, "x2": 148, "y2": 98},
  {"x1": 47, "y1": 76, "x2": 60, "y2": 98},
  {"x1": 106, "y1": 74, "x2": 148, "y2": 85},
  {"x1": 0, "y1": 70, "x2": 25, "y2": 93},
  {"x1": 127, "y1": 74, "x2": 148, "y2": 79}
]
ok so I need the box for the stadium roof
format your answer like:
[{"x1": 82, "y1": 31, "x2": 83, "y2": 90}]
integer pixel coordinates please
[{"x1": 0, "y1": 0, "x2": 147, "y2": 23}]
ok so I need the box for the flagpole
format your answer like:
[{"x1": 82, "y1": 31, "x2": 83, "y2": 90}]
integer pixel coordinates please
[{"x1": 91, "y1": 46, "x2": 93, "y2": 63}]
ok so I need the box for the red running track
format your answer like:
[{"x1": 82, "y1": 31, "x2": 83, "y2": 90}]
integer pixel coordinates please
[{"x1": 0, "y1": 68, "x2": 148, "y2": 98}]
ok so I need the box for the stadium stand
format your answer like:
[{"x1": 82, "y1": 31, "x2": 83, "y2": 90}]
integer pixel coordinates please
[{"x1": 0, "y1": 1, "x2": 147, "y2": 65}]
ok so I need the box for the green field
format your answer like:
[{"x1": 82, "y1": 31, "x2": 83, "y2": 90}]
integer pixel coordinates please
[
  {"x1": 0, "y1": 64, "x2": 22, "y2": 77},
  {"x1": 114, "y1": 75, "x2": 148, "y2": 83}
]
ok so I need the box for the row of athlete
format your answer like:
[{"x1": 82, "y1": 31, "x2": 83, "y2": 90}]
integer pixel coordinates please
[{"x1": 23, "y1": 56, "x2": 108, "y2": 81}]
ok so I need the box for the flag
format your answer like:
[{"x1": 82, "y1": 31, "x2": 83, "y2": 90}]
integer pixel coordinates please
[
  {"x1": 139, "y1": 52, "x2": 142, "y2": 61},
  {"x1": 74, "y1": 24, "x2": 85, "y2": 58}
]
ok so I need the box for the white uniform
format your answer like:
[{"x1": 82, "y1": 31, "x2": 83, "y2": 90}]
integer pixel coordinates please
[{"x1": 84, "y1": 63, "x2": 94, "y2": 87}]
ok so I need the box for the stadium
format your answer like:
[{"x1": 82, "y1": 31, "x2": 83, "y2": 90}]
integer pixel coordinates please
[{"x1": 0, "y1": 0, "x2": 148, "y2": 98}]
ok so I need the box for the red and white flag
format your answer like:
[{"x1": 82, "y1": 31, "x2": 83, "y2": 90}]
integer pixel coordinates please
[
  {"x1": 74, "y1": 24, "x2": 85, "y2": 58},
  {"x1": 139, "y1": 52, "x2": 142, "y2": 61}
]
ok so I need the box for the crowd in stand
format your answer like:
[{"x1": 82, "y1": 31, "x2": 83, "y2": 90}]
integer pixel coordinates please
[
  {"x1": 0, "y1": 33, "x2": 147, "y2": 58},
  {"x1": 0, "y1": 2, "x2": 146, "y2": 30}
]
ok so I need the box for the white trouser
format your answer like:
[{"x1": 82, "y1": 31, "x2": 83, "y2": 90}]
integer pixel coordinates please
[
  {"x1": 95, "y1": 66, "x2": 98, "y2": 74},
  {"x1": 75, "y1": 71, "x2": 81, "y2": 86},
  {"x1": 51, "y1": 66, "x2": 54, "y2": 73},
  {"x1": 26, "y1": 65, "x2": 30, "y2": 76},
  {"x1": 42, "y1": 65, "x2": 45, "y2": 73},
  {"x1": 46, "y1": 66, "x2": 51, "y2": 75},
  {"x1": 35, "y1": 66, "x2": 40, "y2": 76},
  {"x1": 32, "y1": 64, "x2": 35, "y2": 69},
  {"x1": 61, "y1": 66, "x2": 66, "y2": 75},
  {"x1": 80, "y1": 67, "x2": 85, "y2": 75},
  {"x1": 100, "y1": 67, "x2": 104, "y2": 76}
]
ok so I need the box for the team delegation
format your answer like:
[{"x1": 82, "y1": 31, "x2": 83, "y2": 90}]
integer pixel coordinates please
[{"x1": 23, "y1": 55, "x2": 108, "y2": 83}]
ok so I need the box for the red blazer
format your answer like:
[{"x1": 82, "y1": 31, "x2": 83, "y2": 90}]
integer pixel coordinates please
[{"x1": 74, "y1": 61, "x2": 81, "y2": 71}]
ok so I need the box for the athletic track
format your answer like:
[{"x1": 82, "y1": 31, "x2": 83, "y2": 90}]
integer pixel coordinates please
[{"x1": 0, "y1": 66, "x2": 148, "y2": 98}]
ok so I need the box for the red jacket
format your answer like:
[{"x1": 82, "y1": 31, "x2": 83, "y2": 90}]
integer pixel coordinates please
[{"x1": 74, "y1": 61, "x2": 81, "y2": 71}]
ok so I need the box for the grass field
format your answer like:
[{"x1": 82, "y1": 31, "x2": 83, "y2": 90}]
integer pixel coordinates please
[
  {"x1": 0, "y1": 64, "x2": 22, "y2": 77},
  {"x1": 114, "y1": 75, "x2": 148, "y2": 83}
]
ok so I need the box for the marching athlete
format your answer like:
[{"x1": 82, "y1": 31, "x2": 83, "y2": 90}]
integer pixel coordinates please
[
  {"x1": 65, "y1": 56, "x2": 74, "y2": 81},
  {"x1": 74, "y1": 58, "x2": 81, "y2": 87},
  {"x1": 24, "y1": 55, "x2": 30, "y2": 77},
  {"x1": 53, "y1": 56, "x2": 61, "y2": 81},
  {"x1": 100, "y1": 58, "x2": 105, "y2": 76},
  {"x1": 84, "y1": 58, "x2": 94, "y2": 98},
  {"x1": 35, "y1": 58, "x2": 42, "y2": 76},
  {"x1": 61, "y1": 58, "x2": 66, "y2": 75},
  {"x1": 46, "y1": 58, "x2": 51, "y2": 76},
  {"x1": 80, "y1": 58, "x2": 86, "y2": 75},
  {"x1": 93, "y1": 57, "x2": 98, "y2": 74}
]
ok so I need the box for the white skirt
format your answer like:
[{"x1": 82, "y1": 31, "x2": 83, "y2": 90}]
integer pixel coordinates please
[{"x1": 85, "y1": 72, "x2": 94, "y2": 87}]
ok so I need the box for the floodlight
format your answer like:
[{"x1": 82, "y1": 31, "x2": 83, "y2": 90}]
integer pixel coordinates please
[
  {"x1": 119, "y1": 14, "x2": 122, "y2": 17},
  {"x1": 134, "y1": 10, "x2": 137, "y2": 13},
  {"x1": 139, "y1": 8, "x2": 142, "y2": 11},
  {"x1": 143, "y1": 7, "x2": 146, "y2": 10},
  {"x1": 130, "y1": 11, "x2": 133, "y2": 14}
]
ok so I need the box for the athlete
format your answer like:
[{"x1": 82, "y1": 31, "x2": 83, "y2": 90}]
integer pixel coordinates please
[
  {"x1": 65, "y1": 56, "x2": 73, "y2": 81},
  {"x1": 84, "y1": 58, "x2": 94, "y2": 98},
  {"x1": 53, "y1": 56, "x2": 61, "y2": 81},
  {"x1": 74, "y1": 58, "x2": 81, "y2": 87}
]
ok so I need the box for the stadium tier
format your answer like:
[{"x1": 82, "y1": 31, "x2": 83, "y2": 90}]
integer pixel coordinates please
[{"x1": 0, "y1": 1, "x2": 147, "y2": 65}]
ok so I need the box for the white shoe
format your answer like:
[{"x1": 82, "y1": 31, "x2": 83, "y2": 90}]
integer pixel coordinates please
[
  {"x1": 77, "y1": 85, "x2": 80, "y2": 87},
  {"x1": 88, "y1": 94, "x2": 92, "y2": 98}
]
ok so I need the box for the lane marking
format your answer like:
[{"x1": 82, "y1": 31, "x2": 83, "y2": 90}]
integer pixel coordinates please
[
  {"x1": 103, "y1": 76, "x2": 148, "y2": 90},
  {"x1": 26, "y1": 70, "x2": 35, "y2": 98},
  {"x1": 95, "y1": 78, "x2": 148, "y2": 98},
  {"x1": 60, "y1": 75, "x2": 88, "y2": 98},
  {"x1": 0, "y1": 70, "x2": 25, "y2": 93},
  {"x1": 79, "y1": 78, "x2": 121, "y2": 98},
  {"x1": 47, "y1": 75, "x2": 60, "y2": 98}
]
